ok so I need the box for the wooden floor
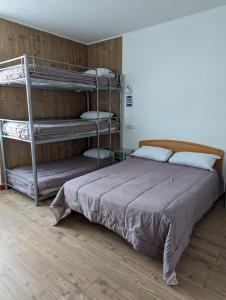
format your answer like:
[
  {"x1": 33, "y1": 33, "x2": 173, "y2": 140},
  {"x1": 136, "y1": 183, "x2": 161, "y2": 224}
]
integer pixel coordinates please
[{"x1": 0, "y1": 191, "x2": 226, "y2": 300}]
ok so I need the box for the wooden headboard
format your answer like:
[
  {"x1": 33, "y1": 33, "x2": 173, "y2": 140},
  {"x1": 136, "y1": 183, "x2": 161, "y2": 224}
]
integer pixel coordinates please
[{"x1": 139, "y1": 140, "x2": 224, "y2": 174}]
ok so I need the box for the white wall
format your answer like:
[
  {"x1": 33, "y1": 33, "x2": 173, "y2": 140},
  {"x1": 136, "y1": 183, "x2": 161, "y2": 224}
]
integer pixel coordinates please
[{"x1": 122, "y1": 6, "x2": 226, "y2": 176}]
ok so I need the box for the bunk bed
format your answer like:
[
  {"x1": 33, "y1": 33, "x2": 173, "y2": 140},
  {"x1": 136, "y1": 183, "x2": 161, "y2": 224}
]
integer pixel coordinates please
[{"x1": 0, "y1": 54, "x2": 122, "y2": 206}]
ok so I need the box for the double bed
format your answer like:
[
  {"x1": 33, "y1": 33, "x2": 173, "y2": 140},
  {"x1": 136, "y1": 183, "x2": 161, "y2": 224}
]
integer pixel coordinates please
[{"x1": 50, "y1": 140, "x2": 224, "y2": 285}]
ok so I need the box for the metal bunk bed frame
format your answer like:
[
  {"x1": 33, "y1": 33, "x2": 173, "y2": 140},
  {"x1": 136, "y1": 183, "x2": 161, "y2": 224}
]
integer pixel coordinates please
[{"x1": 0, "y1": 54, "x2": 122, "y2": 206}]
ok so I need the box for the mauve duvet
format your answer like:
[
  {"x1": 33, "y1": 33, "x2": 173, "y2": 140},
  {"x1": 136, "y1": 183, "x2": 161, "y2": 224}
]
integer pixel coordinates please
[{"x1": 50, "y1": 157, "x2": 221, "y2": 284}]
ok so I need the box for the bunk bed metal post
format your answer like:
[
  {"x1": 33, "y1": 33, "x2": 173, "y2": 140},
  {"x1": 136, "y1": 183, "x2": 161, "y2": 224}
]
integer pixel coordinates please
[
  {"x1": 119, "y1": 86, "x2": 123, "y2": 149},
  {"x1": 86, "y1": 91, "x2": 90, "y2": 111},
  {"x1": 23, "y1": 54, "x2": 39, "y2": 206},
  {"x1": 86, "y1": 91, "x2": 91, "y2": 149},
  {"x1": 0, "y1": 120, "x2": 8, "y2": 189},
  {"x1": 107, "y1": 78, "x2": 112, "y2": 163},
  {"x1": 96, "y1": 71, "x2": 100, "y2": 168}
]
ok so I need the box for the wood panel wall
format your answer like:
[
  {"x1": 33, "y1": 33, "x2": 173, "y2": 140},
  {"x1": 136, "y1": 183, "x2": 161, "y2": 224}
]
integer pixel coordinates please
[
  {"x1": 88, "y1": 37, "x2": 122, "y2": 149},
  {"x1": 88, "y1": 38, "x2": 122, "y2": 72},
  {"x1": 0, "y1": 18, "x2": 88, "y2": 169},
  {"x1": 0, "y1": 18, "x2": 122, "y2": 171}
]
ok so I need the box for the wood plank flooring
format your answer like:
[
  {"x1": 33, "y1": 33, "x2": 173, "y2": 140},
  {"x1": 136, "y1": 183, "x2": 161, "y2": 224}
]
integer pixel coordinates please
[{"x1": 0, "y1": 190, "x2": 226, "y2": 300}]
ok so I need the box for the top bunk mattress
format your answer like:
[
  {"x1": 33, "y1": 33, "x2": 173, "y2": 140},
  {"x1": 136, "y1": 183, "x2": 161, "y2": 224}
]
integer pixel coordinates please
[
  {"x1": 0, "y1": 64, "x2": 119, "y2": 88},
  {"x1": 2, "y1": 119, "x2": 118, "y2": 141}
]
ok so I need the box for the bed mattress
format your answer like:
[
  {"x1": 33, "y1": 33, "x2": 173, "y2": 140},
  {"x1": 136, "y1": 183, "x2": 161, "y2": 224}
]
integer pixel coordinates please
[
  {"x1": 7, "y1": 156, "x2": 110, "y2": 197},
  {"x1": 50, "y1": 157, "x2": 222, "y2": 284},
  {"x1": 2, "y1": 119, "x2": 117, "y2": 141},
  {"x1": 0, "y1": 64, "x2": 119, "y2": 87}
]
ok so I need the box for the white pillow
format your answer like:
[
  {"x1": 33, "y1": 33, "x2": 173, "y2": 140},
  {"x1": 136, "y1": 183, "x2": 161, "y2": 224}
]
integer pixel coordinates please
[
  {"x1": 83, "y1": 148, "x2": 113, "y2": 159},
  {"x1": 131, "y1": 146, "x2": 173, "y2": 162},
  {"x1": 84, "y1": 68, "x2": 115, "y2": 78},
  {"x1": 80, "y1": 111, "x2": 113, "y2": 119},
  {"x1": 168, "y1": 152, "x2": 221, "y2": 171}
]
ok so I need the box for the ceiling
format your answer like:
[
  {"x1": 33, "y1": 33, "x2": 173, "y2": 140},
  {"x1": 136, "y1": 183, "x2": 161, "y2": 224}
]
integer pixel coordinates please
[{"x1": 0, "y1": 0, "x2": 226, "y2": 44}]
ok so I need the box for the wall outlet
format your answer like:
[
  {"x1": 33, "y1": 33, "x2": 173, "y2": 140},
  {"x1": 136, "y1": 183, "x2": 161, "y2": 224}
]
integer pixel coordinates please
[{"x1": 126, "y1": 124, "x2": 135, "y2": 130}]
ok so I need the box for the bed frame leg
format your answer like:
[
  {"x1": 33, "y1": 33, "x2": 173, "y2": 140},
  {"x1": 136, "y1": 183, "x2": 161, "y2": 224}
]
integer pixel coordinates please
[
  {"x1": 35, "y1": 195, "x2": 39, "y2": 206},
  {"x1": 165, "y1": 271, "x2": 178, "y2": 285}
]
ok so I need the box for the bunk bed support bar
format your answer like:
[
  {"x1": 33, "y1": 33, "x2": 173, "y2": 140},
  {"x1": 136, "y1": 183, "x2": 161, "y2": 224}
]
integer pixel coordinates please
[
  {"x1": 86, "y1": 91, "x2": 91, "y2": 149},
  {"x1": 23, "y1": 54, "x2": 39, "y2": 206},
  {"x1": 0, "y1": 56, "x2": 24, "y2": 66},
  {"x1": 108, "y1": 78, "x2": 112, "y2": 162},
  {"x1": 0, "y1": 120, "x2": 8, "y2": 189},
  {"x1": 96, "y1": 71, "x2": 100, "y2": 169},
  {"x1": 120, "y1": 89, "x2": 123, "y2": 149}
]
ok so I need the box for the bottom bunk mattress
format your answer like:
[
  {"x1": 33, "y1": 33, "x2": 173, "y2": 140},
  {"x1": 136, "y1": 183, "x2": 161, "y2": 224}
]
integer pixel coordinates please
[
  {"x1": 50, "y1": 157, "x2": 222, "y2": 285},
  {"x1": 7, "y1": 156, "x2": 110, "y2": 197}
]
